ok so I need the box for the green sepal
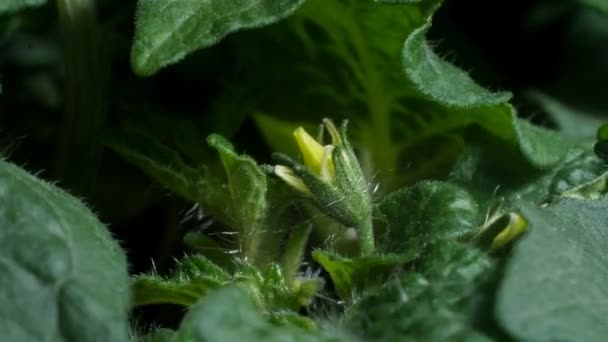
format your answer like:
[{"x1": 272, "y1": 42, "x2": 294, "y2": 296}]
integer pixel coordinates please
[
  {"x1": 273, "y1": 152, "x2": 352, "y2": 225},
  {"x1": 332, "y1": 143, "x2": 372, "y2": 225}
]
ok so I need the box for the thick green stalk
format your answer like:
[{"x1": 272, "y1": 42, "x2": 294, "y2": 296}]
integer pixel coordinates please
[
  {"x1": 54, "y1": 0, "x2": 107, "y2": 195},
  {"x1": 357, "y1": 216, "x2": 375, "y2": 256}
]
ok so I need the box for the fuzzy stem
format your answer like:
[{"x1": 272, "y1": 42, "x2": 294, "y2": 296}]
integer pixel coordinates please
[
  {"x1": 357, "y1": 216, "x2": 375, "y2": 256},
  {"x1": 280, "y1": 223, "x2": 313, "y2": 280},
  {"x1": 54, "y1": 0, "x2": 107, "y2": 195}
]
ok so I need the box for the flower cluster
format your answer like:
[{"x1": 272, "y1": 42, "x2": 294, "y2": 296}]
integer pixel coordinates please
[{"x1": 272, "y1": 119, "x2": 374, "y2": 254}]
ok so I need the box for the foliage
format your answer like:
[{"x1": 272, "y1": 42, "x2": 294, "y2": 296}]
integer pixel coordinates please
[{"x1": 1, "y1": 0, "x2": 608, "y2": 341}]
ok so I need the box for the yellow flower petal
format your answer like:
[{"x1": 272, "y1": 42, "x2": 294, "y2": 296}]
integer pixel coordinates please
[{"x1": 294, "y1": 126, "x2": 325, "y2": 175}]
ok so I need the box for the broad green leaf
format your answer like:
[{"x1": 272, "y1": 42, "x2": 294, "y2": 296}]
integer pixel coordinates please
[
  {"x1": 347, "y1": 274, "x2": 489, "y2": 342},
  {"x1": 378, "y1": 181, "x2": 480, "y2": 253},
  {"x1": 402, "y1": 20, "x2": 511, "y2": 107},
  {"x1": 450, "y1": 135, "x2": 607, "y2": 214},
  {"x1": 346, "y1": 241, "x2": 492, "y2": 341},
  {"x1": 0, "y1": 0, "x2": 45, "y2": 14},
  {"x1": 175, "y1": 286, "x2": 353, "y2": 342},
  {"x1": 131, "y1": 0, "x2": 306, "y2": 75},
  {"x1": 417, "y1": 240, "x2": 493, "y2": 294},
  {"x1": 529, "y1": 91, "x2": 604, "y2": 138},
  {"x1": 497, "y1": 198, "x2": 608, "y2": 341},
  {"x1": 312, "y1": 250, "x2": 414, "y2": 301},
  {"x1": 213, "y1": 0, "x2": 577, "y2": 191},
  {"x1": 0, "y1": 159, "x2": 130, "y2": 341}
]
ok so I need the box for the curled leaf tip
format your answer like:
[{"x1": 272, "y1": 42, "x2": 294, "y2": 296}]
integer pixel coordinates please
[{"x1": 490, "y1": 212, "x2": 528, "y2": 252}]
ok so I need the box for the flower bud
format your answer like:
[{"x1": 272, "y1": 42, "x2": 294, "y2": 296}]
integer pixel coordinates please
[{"x1": 271, "y1": 119, "x2": 374, "y2": 254}]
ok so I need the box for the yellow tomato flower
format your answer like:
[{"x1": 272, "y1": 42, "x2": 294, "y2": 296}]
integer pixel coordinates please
[{"x1": 293, "y1": 126, "x2": 335, "y2": 182}]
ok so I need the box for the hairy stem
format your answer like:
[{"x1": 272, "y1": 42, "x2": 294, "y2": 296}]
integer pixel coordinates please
[
  {"x1": 358, "y1": 216, "x2": 375, "y2": 256},
  {"x1": 54, "y1": 0, "x2": 107, "y2": 195},
  {"x1": 280, "y1": 223, "x2": 313, "y2": 280}
]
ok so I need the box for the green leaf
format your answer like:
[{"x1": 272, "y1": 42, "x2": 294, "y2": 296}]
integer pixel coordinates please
[
  {"x1": 133, "y1": 276, "x2": 224, "y2": 307},
  {"x1": 402, "y1": 20, "x2": 511, "y2": 107},
  {"x1": 346, "y1": 241, "x2": 492, "y2": 341},
  {"x1": 215, "y1": 0, "x2": 577, "y2": 190},
  {"x1": 103, "y1": 129, "x2": 209, "y2": 202},
  {"x1": 175, "y1": 286, "x2": 353, "y2": 342},
  {"x1": 378, "y1": 181, "x2": 480, "y2": 253},
  {"x1": 497, "y1": 198, "x2": 608, "y2": 341},
  {"x1": 131, "y1": 0, "x2": 306, "y2": 75},
  {"x1": 547, "y1": 150, "x2": 608, "y2": 199},
  {"x1": 207, "y1": 134, "x2": 275, "y2": 265},
  {"x1": 529, "y1": 91, "x2": 604, "y2": 138},
  {"x1": 560, "y1": 170, "x2": 608, "y2": 200},
  {"x1": 347, "y1": 274, "x2": 489, "y2": 342},
  {"x1": 133, "y1": 255, "x2": 230, "y2": 307},
  {"x1": 0, "y1": 159, "x2": 130, "y2": 341},
  {"x1": 105, "y1": 130, "x2": 287, "y2": 267},
  {"x1": 103, "y1": 129, "x2": 235, "y2": 232},
  {"x1": 450, "y1": 131, "x2": 605, "y2": 209},
  {"x1": 312, "y1": 250, "x2": 414, "y2": 301},
  {"x1": 133, "y1": 255, "x2": 320, "y2": 313},
  {"x1": 0, "y1": 0, "x2": 45, "y2": 15}
]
